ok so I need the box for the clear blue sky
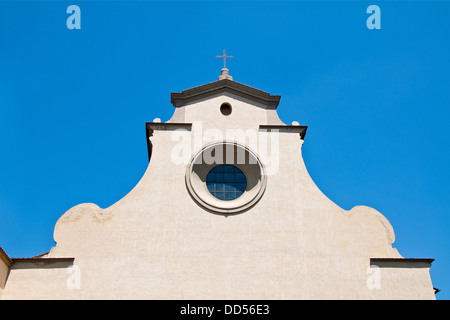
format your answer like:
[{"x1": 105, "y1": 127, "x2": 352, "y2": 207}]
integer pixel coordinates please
[{"x1": 0, "y1": 1, "x2": 449, "y2": 299}]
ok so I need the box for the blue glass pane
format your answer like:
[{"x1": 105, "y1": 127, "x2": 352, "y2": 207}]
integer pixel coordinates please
[
  {"x1": 223, "y1": 165, "x2": 235, "y2": 173},
  {"x1": 223, "y1": 172, "x2": 235, "y2": 182},
  {"x1": 224, "y1": 182, "x2": 235, "y2": 191},
  {"x1": 225, "y1": 192, "x2": 236, "y2": 200},
  {"x1": 215, "y1": 192, "x2": 225, "y2": 200},
  {"x1": 206, "y1": 165, "x2": 247, "y2": 201}
]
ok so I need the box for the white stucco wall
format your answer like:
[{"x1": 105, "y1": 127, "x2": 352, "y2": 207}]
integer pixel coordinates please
[{"x1": 1, "y1": 85, "x2": 435, "y2": 300}]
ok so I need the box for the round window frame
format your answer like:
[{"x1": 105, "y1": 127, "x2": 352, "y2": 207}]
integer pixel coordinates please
[{"x1": 185, "y1": 141, "x2": 267, "y2": 214}]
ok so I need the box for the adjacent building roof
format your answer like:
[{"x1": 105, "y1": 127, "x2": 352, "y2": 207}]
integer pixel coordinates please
[{"x1": 0, "y1": 246, "x2": 11, "y2": 267}]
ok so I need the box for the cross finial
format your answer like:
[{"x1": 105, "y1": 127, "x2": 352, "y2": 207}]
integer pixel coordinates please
[
  {"x1": 216, "y1": 49, "x2": 233, "y2": 69},
  {"x1": 216, "y1": 49, "x2": 234, "y2": 80}
]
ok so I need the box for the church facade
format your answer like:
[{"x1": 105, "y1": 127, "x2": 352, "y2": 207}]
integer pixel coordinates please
[{"x1": 0, "y1": 66, "x2": 436, "y2": 299}]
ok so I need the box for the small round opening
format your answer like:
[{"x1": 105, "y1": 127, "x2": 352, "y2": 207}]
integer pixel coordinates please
[{"x1": 220, "y1": 103, "x2": 232, "y2": 116}]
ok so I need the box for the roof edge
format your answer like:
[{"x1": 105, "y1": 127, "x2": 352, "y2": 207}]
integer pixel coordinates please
[
  {"x1": 370, "y1": 258, "x2": 434, "y2": 266},
  {"x1": 11, "y1": 257, "x2": 75, "y2": 263},
  {"x1": 171, "y1": 79, "x2": 281, "y2": 108},
  {"x1": 0, "y1": 246, "x2": 11, "y2": 267},
  {"x1": 259, "y1": 125, "x2": 308, "y2": 140}
]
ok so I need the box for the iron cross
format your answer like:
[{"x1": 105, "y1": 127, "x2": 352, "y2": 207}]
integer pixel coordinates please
[{"x1": 216, "y1": 50, "x2": 233, "y2": 68}]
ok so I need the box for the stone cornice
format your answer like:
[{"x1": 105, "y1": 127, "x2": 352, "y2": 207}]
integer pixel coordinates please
[
  {"x1": 370, "y1": 258, "x2": 434, "y2": 266},
  {"x1": 171, "y1": 79, "x2": 281, "y2": 108},
  {"x1": 259, "y1": 124, "x2": 308, "y2": 139}
]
